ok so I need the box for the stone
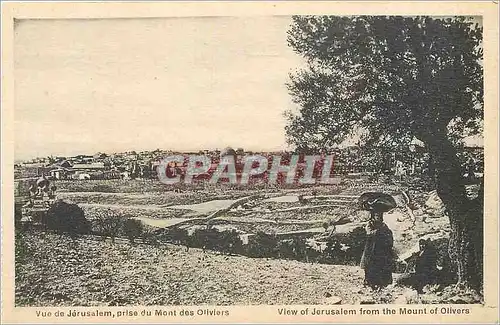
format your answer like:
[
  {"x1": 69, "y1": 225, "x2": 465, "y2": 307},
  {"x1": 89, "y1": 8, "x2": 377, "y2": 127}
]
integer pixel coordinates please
[
  {"x1": 424, "y1": 190, "x2": 446, "y2": 217},
  {"x1": 323, "y1": 295, "x2": 342, "y2": 305},
  {"x1": 395, "y1": 288, "x2": 419, "y2": 304},
  {"x1": 357, "y1": 296, "x2": 375, "y2": 304}
]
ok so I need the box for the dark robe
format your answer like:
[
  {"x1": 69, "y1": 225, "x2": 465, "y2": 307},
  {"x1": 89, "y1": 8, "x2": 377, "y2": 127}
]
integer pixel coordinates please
[
  {"x1": 413, "y1": 243, "x2": 438, "y2": 292},
  {"x1": 360, "y1": 221, "x2": 394, "y2": 288},
  {"x1": 397, "y1": 242, "x2": 439, "y2": 293}
]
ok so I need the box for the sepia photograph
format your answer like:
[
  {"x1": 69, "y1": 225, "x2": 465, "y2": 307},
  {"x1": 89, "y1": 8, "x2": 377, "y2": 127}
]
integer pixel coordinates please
[{"x1": 1, "y1": 1, "x2": 499, "y2": 324}]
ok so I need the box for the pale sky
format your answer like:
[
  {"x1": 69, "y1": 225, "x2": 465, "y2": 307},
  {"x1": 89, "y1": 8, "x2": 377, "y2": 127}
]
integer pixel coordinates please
[{"x1": 14, "y1": 17, "x2": 304, "y2": 160}]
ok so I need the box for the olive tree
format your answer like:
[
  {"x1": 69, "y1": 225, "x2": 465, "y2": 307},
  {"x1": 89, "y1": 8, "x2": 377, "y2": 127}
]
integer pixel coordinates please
[{"x1": 286, "y1": 16, "x2": 483, "y2": 290}]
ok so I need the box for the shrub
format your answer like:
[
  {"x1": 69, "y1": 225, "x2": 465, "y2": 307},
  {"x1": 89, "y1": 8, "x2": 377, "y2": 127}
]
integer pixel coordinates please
[
  {"x1": 429, "y1": 238, "x2": 457, "y2": 286},
  {"x1": 46, "y1": 201, "x2": 91, "y2": 235},
  {"x1": 290, "y1": 237, "x2": 311, "y2": 262},
  {"x1": 161, "y1": 227, "x2": 190, "y2": 245},
  {"x1": 15, "y1": 229, "x2": 31, "y2": 263},
  {"x1": 122, "y1": 218, "x2": 144, "y2": 243},
  {"x1": 276, "y1": 239, "x2": 295, "y2": 259},
  {"x1": 139, "y1": 226, "x2": 160, "y2": 246},
  {"x1": 246, "y1": 231, "x2": 278, "y2": 258},
  {"x1": 92, "y1": 209, "x2": 123, "y2": 242},
  {"x1": 192, "y1": 228, "x2": 221, "y2": 252},
  {"x1": 318, "y1": 226, "x2": 366, "y2": 265},
  {"x1": 305, "y1": 246, "x2": 320, "y2": 263},
  {"x1": 321, "y1": 238, "x2": 346, "y2": 264},
  {"x1": 343, "y1": 226, "x2": 367, "y2": 265},
  {"x1": 219, "y1": 230, "x2": 243, "y2": 255}
]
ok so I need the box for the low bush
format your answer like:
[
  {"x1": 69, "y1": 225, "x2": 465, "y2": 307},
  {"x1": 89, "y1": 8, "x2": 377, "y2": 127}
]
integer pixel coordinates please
[
  {"x1": 141, "y1": 226, "x2": 161, "y2": 246},
  {"x1": 276, "y1": 239, "x2": 295, "y2": 259},
  {"x1": 45, "y1": 201, "x2": 91, "y2": 235},
  {"x1": 15, "y1": 229, "x2": 31, "y2": 263},
  {"x1": 91, "y1": 210, "x2": 123, "y2": 242},
  {"x1": 15, "y1": 201, "x2": 24, "y2": 228},
  {"x1": 219, "y1": 230, "x2": 244, "y2": 255},
  {"x1": 160, "y1": 227, "x2": 190, "y2": 246},
  {"x1": 316, "y1": 226, "x2": 366, "y2": 265},
  {"x1": 321, "y1": 238, "x2": 348, "y2": 264},
  {"x1": 192, "y1": 228, "x2": 221, "y2": 251},
  {"x1": 246, "y1": 231, "x2": 278, "y2": 258},
  {"x1": 122, "y1": 217, "x2": 144, "y2": 243}
]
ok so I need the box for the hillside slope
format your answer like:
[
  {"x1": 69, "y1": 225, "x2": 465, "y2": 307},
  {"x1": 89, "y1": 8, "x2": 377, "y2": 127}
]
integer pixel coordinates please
[{"x1": 15, "y1": 231, "x2": 481, "y2": 307}]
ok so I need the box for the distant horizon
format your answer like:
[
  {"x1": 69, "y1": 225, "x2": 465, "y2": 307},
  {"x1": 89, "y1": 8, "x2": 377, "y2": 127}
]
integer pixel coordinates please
[
  {"x1": 16, "y1": 132, "x2": 484, "y2": 163},
  {"x1": 16, "y1": 145, "x2": 295, "y2": 162}
]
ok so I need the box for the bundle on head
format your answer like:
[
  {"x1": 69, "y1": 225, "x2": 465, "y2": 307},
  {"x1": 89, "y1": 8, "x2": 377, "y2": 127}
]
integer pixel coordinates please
[{"x1": 357, "y1": 192, "x2": 397, "y2": 214}]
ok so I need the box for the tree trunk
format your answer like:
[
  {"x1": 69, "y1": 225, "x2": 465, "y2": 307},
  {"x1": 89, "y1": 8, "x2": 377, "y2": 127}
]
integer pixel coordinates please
[{"x1": 425, "y1": 133, "x2": 483, "y2": 291}]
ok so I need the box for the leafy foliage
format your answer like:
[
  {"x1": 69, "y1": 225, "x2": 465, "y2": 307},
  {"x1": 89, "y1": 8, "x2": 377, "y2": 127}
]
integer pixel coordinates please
[
  {"x1": 286, "y1": 16, "x2": 483, "y2": 152},
  {"x1": 160, "y1": 227, "x2": 190, "y2": 245},
  {"x1": 46, "y1": 201, "x2": 91, "y2": 235},
  {"x1": 185, "y1": 228, "x2": 243, "y2": 255},
  {"x1": 318, "y1": 227, "x2": 367, "y2": 265},
  {"x1": 277, "y1": 239, "x2": 295, "y2": 259},
  {"x1": 219, "y1": 230, "x2": 244, "y2": 255},
  {"x1": 246, "y1": 231, "x2": 278, "y2": 258},
  {"x1": 192, "y1": 228, "x2": 220, "y2": 251},
  {"x1": 122, "y1": 217, "x2": 144, "y2": 243},
  {"x1": 15, "y1": 201, "x2": 24, "y2": 228},
  {"x1": 91, "y1": 209, "x2": 123, "y2": 242}
]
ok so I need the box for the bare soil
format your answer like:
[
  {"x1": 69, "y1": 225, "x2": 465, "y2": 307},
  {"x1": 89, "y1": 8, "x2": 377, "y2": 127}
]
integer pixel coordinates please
[
  {"x1": 15, "y1": 180, "x2": 482, "y2": 306},
  {"x1": 15, "y1": 231, "x2": 482, "y2": 307}
]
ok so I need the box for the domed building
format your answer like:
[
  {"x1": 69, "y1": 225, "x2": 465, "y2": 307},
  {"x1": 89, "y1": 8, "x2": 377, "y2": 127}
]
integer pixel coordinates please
[{"x1": 220, "y1": 147, "x2": 237, "y2": 158}]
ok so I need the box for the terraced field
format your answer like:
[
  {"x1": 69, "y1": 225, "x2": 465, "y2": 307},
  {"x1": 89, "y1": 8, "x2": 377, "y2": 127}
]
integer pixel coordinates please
[{"x1": 15, "y1": 178, "x2": 481, "y2": 307}]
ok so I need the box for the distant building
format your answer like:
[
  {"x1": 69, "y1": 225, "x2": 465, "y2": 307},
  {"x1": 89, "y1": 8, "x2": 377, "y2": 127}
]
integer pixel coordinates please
[
  {"x1": 93, "y1": 152, "x2": 108, "y2": 160},
  {"x1": 72, "y1": 162, "x2": 107, "y2": 172},
  {"x1": 51, "y1": 160, "x2": 72, "y2": 169},
  {"x1": 49, "y1": 167, "x2": 72, "y2": 180}
]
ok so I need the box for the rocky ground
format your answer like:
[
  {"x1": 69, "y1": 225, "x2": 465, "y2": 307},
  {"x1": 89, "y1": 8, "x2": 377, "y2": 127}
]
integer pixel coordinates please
[
  {"x1": 15, "y1": 179, "x2": 483, "y2": 307},
  {"x1": 15, "y1": 231, "x2": 482, "y2": 307}
]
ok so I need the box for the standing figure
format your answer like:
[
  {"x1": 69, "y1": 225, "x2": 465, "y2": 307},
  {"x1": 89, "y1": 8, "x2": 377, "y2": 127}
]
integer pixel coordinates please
[
  {"x1": 49, "y1": 185, "x2": 57, "y2": 199},
  {"x1": 360, "y1": 212, "x2": 395, "y2": 289},
  {"x1": 358, "y1": 192, "x2": 397, "y2": 290},
  {"x1": 413, "y1": 239, "x2": 438, "y2": 293}
]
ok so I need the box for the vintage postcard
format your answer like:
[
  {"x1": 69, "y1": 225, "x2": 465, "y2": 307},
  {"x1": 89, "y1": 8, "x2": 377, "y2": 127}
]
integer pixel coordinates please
[{"x1": 1, "y1": 1, "x2": 499, "y2": 324}]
